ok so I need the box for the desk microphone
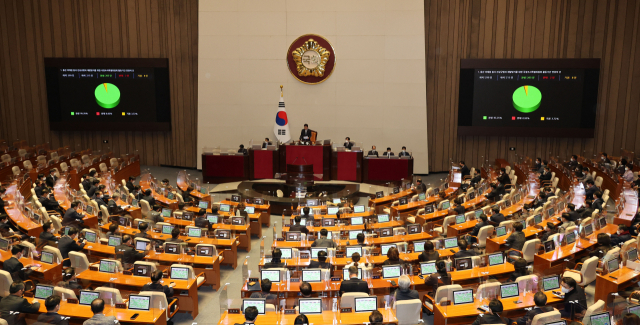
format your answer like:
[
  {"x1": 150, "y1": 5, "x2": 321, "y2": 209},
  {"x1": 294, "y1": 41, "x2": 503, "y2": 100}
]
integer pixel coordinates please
[{"x1": 292, "y1": 157, "x2": 298, "y2": 164}]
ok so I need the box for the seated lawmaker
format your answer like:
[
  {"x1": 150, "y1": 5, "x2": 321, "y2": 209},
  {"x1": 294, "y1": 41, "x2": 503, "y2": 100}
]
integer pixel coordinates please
[
  {"x1": 299, "y1": 124, "x2": 312, "y2": 144},
  {"x1": 611, "y1": 224, "x2": 632, "y2": 246},
  {"x1": 311, "y1": 228, "x2": 336, "y2": 248},
  {"x1": 289, "y1": 215, "x2": 309, "y2": 235},
  {"x1": 538, "y1": 167, "x2": 552, "y2": 182},
  {"x1": 39, "y1": 188, "x2": 62, "y2": 213},
  {"x1": 488, "y1": 206, "x2": 505, "y2": 225},
  {"x1": 485, "y1": 183, "x2": 505, "y2": 202},
  {"x1": 4, "y1": 245, "x2": 34, "y2": 282},
  {"x1": 166, "y1": 227, "x2": 184, "y2": 243},
  {"x1": 516, "y1": 292, "x2": 553, "y2": 325},
  {"x1": 505, "y1": 222, "x2": 526, "y2": 252},
  {"x1": 36, "y1": 295, "x2": 69, "y2": 325},
  {"x1": 559, "y1": 277, "x2": 587, "y2": 318},
  {"x1": 395, "y1": 275, "x2": 419, "y2": 301},
  {"x1": 383, "y1": 147, "x2": 394, "y2": 157},
  {"x1": 343, "y1": 137, "x2": 353, "y2": 149},
  {"x1": 115, "y1": 235, "x2": 148, "y2": 266},
  {"x1": 39, "y1": 220, "x2": 58, "y2": 243},
  {"x1": 308, "y1": 250, "x2": 331, "y2": 269},
  {"x1": 142, "y1": 189, "x2": 156, "y2": 206},
  {"x1": 250, "y1": 278, "x2": 278, "y2": 306},
  {"x1": 398, "y1": 146, "x2": 411, "y2": 157},
  {"x1": 0, "y1": 281, "x2": 41, "y2": 325},
  {"x1": 509, "y1": 258, "x2": 529, "y2": 282},
  {"x1": 424, "y1": 260, "x2": 451, "y2": 296},
  {"x1": 418, "y1": 241, "x2": 440, "y2": 262},
  {"x1": 468, "y1": 215, "x2": 488, "y2": 244},
  {"x1": 264, "y1": 248, "x2": 285, "y2": 269},
  {"x1": 471, "y1": 299, "x2": 511, "y2": 325},
  {"x1": 339, "y1": 265, "x2": 369, "y2": 296},
  {"x1": 369, "y1": 310, "x2": 384, "y2": 325},
  {"x1": 237, "y1": 144, "x2": 248, "y2": 155},
  {"x1": 84, "y1": 299, "x2": 118, "y2": 325},
  {"x1": 367, "y1": 145, "x2": 379, "y2": 157},
  {"x1": 414, "y1": 178, "x2": 426, "y2": 193},
  {"x1": 262, "y1": 138, "x2": 272, "y2": 149},
  {"x1": 453, "y1": 239, "x2": 478, "y2": 259},
  {"x1": 237, "y1": 306, "x2": 258, "y2": 325},
  {"x1": 142, "y1": 269, "x2": 177, "y2": 306},
  {"x1": 382, "y1": 247, "x2": 403, "y2": 266},
  {"x1": 58, "y1": 227, "x2": 85, "y2": 267}
]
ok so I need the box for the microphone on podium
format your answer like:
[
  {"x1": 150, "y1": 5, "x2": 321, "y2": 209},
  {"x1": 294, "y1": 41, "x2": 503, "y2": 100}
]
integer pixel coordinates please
[{"x1": 292, "y1": 157, "x2": 298, "y2": 164}]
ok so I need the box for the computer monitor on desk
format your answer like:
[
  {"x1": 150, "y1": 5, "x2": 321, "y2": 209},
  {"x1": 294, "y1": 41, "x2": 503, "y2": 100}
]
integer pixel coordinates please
[
  {"x1": 542, "y1": 275, "x2": 560, "y2": 291},
  {"x1": 455, "y1": 257, "x2": 472, "y2": 270},
  {"x1": 346, "y1": 246, "x2": 362, "y2": 258},
  {"x1": 128, "y1": 295, "x2": 151, "y2": 311},
  {"x1": 311, "y1": 248, "x2": 327, "y2": 259},
  {"x1": 420, "y1": 262, "x2": 437, "y2": 275},
  {"x1": 589, "y1": 311, "x2": 610, "y2": 325},
  {"x1": 245, "y1": 206, "x2": 255, "y2": 214},
  {"x1": 377, "y1": 214, "x2": 389, "y2": 223},
  {"x1": 382, "y1": 265, "x2": 401, "y2": 279},
  {"x1": 40, "y1": 251, "x2": 54, "y2": 264},
  {"x1": 34, "y1": 284, "x2": 54, "y2": 300},
  {"x1": 79, "y1": 290, "x2": 100, "y2": 305},
  {"x1": 500, "y1": 283, "x2": 519, "y2": 299},
  {"x1": 107, "y1": 236, "x2": 121, "y2": 247},
  {"x1": 220, "y1": 204, "x2": 230, "y2": 212},
  {"x1": 443, "y1": 237, "x2": 458, "y2": 249},
  {"x1": 343, "y1": 268, "x2": 362, "y2": 280},
  {"x1": 452, "y1": 289, "x2": 474, "y2": 305},
  {"x1": 134, "y1": 264, "x2": 152, "y2": 277},
  {"x1": 349, "y1": 230, "x2": 363, "y2": 240},
  {"x1": 261, "y1": 269, "x2": 281, "y2": 283},
  {"x1": 354, "y1": 297, "x2": 377, "y2": 313},
  {"x1": 413, "y1": 240, "x2": 426, "y2": 252},
  {"x1": 381, "y1": 244, "x2": 396, "y2": 255},
  {"x1": 353, "y1": 205, "x2": 365, "y2": 213},
  {"x1": 301, "y1": 269, "x2": 322, "y2": 282},
  {"x1": 298, "y1": 298, "x2": 323, "y2": 314}
]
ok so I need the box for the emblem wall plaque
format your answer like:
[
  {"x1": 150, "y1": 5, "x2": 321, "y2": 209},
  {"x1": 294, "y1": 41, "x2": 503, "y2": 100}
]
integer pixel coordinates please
[{"x1": 287, "y1": 34, "x2": 336, "y2": 85}]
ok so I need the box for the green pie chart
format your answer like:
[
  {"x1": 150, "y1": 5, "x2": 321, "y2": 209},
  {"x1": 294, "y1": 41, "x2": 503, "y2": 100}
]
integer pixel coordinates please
[
  {"x1": 512, "y1": 85, "x2": 541, "y2": 113},
  {"x1": 95, "y1": 83, "x2": 120, "y2": 109}
]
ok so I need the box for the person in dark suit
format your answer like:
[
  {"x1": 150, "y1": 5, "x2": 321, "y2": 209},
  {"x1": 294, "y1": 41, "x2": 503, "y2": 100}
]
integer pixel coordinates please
[
  {"x1": 39, "y1": 188, "x2": 62, "y2": 213},
  {"x1": 468, "y1": 215, "x2": 488, "y2": 244},
  {"x1": 508, "y1": 258, "x2": 529, "y2": 282},
  {"x1": 0, "y1": 282, "x2": 41, "y2": 325},
  {"x1": 264, "y1": 248, "x2": 286, "y2": 269},
  {"x1": 39, "y1": 221, "x2": 57, "y2": 245},
  {"x1": 485, "y1": 183, "x2": 502, "y2": 202},
  {"x1": 536, "y1": 186, "x2": 553, "y2": 208},
  {"x1": 601, "y1": 153, "x2": 611, "y2": 164},
  {"x1": 497, "y1": 168, "x2": 510, "y2": 185},
  {"x1": 94, "y1": 191, "x2": 107, "y2": 208},
  {"x1": 506, "y1": 222, "x2": 526, "y2": 252},
  {"x1": 418, "y1": 241, "x2": 440, "y2": 262},
  {"x1": 35, "y1": 295, "x2": 69, "y2": 325},
  {"x1": 4, "y1": 245, "x2": 34, "y2": 281},
  {"x1": 249, "y1": 278, "x2": 278, "y2": 306},
  {"x1": 367, "y1": 145, "x2": 379, "y2": 157},
  {"x1": 459, "y1": 161, "x2": 470, "y2": 178},
  {"x1": 86, "y1": 180, "x2": 100, "y2": 198},
  {"x1": 135, "y1": 222, "x2": 152, "y2": 240},
  {"x1": 62, "y1": 201, "x2": 84, "y2": 227},
  {"x1": 0, "y1": 187, "x2": 7, "y2": 208},
  {"x1": 115, "y1": 235, "x2": 148, "y2": 266},
  {"x1": 538, "y1": 167, "x2": 552, "y2": 182},
  {"x1": 576, "y1": 199, "x2": 595, "y2": 218},
  {"x1": 584, "y1": 180, "x2": 598, "y2": 200},
  {"x1": 237, "y1": 144, "x2": 248, "y2": 155},
  {"x1": 289, "y1": 215, "x2": 309, "y2": 235},
  {"x1": 395, "y1": 275, "x2": 419, "y2": 301},
  {"x1": 568, "y1": 155, "x2": 579, "y2": 169},
  {"x1": 540, "y1": 222, "x2": 558, "y2": 242},
  {"x1": 141, "y1": 189, "x2": 156, "y2": 206},
  {"x1": 339, "y1": 265, "x2": 370, "y2": 296},
  {"x1": 34, "y1": 180, "x2": 45, "y2": 198},
  {"x1": 452, "y1": 198, "x2": 465, "y2": 215},
  {"x1": 299, "y1": 207, "x2": 313, "y2": 222},
  {"x1": 84, "y1": 299, "x2": 119, "y2": 325},
  {"x1": 308, "y1": 250, "x2": 331, "y2": 269},
  {"x1": 143, "y1": 270, "x2": 177, "y2": 307},
  {"x1": 126, "y1": 176, "x2": 135, "y2": 192},
  {"x1": 588, "y1": 233, "x2": 613, "y2": 260},
  {"x1": 559, "y1": 277, "x2": 587, "y2": 318},
  {"x1": 355, "y1": 233, "x2": 367, "y2": 246},
  {"x1": 469, "y1": 173, "x2": 481, "y2": 186},
  {"x1": 424, "y1": 260, "x2": 451, "y2": 296},
  {"x1": 414, "y1": 179, "x2": 427, "y2": 193},
  {"x1": 299, "y1": 124, "x2": 312, "y2": 143},
  {"x1": 488, "y1": 206, "x2": 505, "y2": 225},
  {"x1": 453, "y1": 239, "x2": 478, "y2": 259},
  {"x1": 383, "y1": 147, "x2": 394, "y2": 157},
  {"x1": 311, "y1": 229, "x2": 336, "y2": 248},
  {"x1": 611, "y1": 224, "x2": 632, "y2": 246},
  {"x1": 593, "y1": 191, "x2": 605, "y2": 212},
  {"x1": 45, "y1": 169, "x2": 58, "y2": 188},
  {"x1": 343, "y1": 137, "x2": 353, "y2": 150},
  {"x1": 262, "y1": 138, "x2": 272, "y2": 149},
  {"x1": 398, "y1": 146, "x2": 411, "y2": 157},
  {"x1": 166, "y1": 227, "x2": 184, "y2": 243},
  {"x1": 382, "y1": 247, "x2": 403, "y2": 266},
  {"x1": 471, "y1": 299, "x2": 512, "y2": 325},
  {"x1": 235, "y1": 306, "x2": 258, "y2": 325},
  {"x1": 566, "y1": 203, "x2": 581, "y2": 222},
  {"x1": 82, "y1": 174, "x2": 92, "y2": 192},
  {"x1": 194, "y1": 208, "x2": 211, "y2": 231},
  {"x1": 58, "y1": 227, "x2": 85, "y2": 267}
]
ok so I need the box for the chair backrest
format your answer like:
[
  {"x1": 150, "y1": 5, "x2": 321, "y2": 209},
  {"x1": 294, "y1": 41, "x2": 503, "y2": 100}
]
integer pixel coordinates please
[
  {"x1": 133, "y1": 261, "x2": 158, "y2": 274},
  {"x1": 580, "y1": 256, "x2": 599, "y2": 285},
  {"x1": 595, "y1": 176, "x2": 603, "y2": 188},
  {"x1": 582, "y1": 300, "x2": 605, "y2": 325},
  {"x1": 95, "y1": 287, "x2": 124, "y2": 304},
  {"x1": 505, "y1": 166, "x2": 511, "y2": 174},
  {"x1": 12, "y1": 166, "x2": 20, "y2": 176},
  {"x1": 441, "y1": 216, "x2": 455, "y2": 234},
  {"x1": 477, "y1": 282, "x2": 501, "y2": 298},
  {"x1": 23, "y1": 160, "x2": 33, "y2": 170},
  {"x1": 110, "y1": 158, "x2": 119, "y2": 168},
  {"x1": 49, "y1": 215, "x2": 63, "y2": 233},
  {"x1": 340, "y1": 292, "x2": 369, "y2": 308},
  {"x1": 70, "y1": 158, "x2": 79, "y2": 168},
  {"x1": 100, "y1": 205, "x2": 110, "y2": 224},
  {"x1": 580, "y1": 217, "x2": 592, "y2": 228},
  {"x1": 99, "y1": 163, "x2": 108, "y2": 172},
  {"x1": 43, "y1": 245, "x2": 63, "y2": 264},
  {"x1": 603, "y1": 247, "x2": 620, "y2": 262},
  {"x1": 276, "y1": 189, "x2": 283, "y2": 197},
  {"x1": 0, "y1": 270, "x2": 12, "y2": 297},
  {"x1": 621, "y1": 238, "x2": 636, "y2": 255},
  {"x1": 434, "y1": 284, "x2": 463, "y2": 304},
  {"x1": 140, "y1": 199, "x2": 151, "y2": 218},
  {"x1": 68, "y1": 251, "x2": 90, "y2": 273},
  {"x1": 522, "y1": 239, "x2": 541, "y2": 263},
  {"x1": 416, "y1": 208, "x2": 425, "y2": 215},
  {"x1": 515, "y1": 275, "x2": 539, "y2": 292},
  {"x1": 476, "y1": 225, "x2": 494, "y2": 247},
  {"x1": 0, "y1": 154, "x2": 9, "y2": 163},
  {"x1": 531, "y1": 309, "x2": 561, "y2": 325},
  {"x1": 0, "y1": 317, "x2": 7, "y2": 325},
  {"x1": 395, "y1": 299, "x2": 421, "y2": 324},
  {"x1": 175, "y1": 193, "x2": 184, "y2": 203},
  {"x1": 564, "y1": 226, "x2": 577, "y2": 234},
  {"x1": 139, "y1": 291, "x2": 170, "y2": 319},
  {"x1": 54, "y1": 286, "x2": 77, "y2": 300},
  {"x1": 498, "y1": 220, "x2": 513, "y2": 227}
]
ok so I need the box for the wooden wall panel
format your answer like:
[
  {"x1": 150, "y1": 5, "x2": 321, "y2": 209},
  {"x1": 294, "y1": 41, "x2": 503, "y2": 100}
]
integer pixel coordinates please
[
  {"x1": 0, "y1": 0, "x2": 198, "y2": 167},
  {"x1": 425, "y1": 0, "x2": 640, "y2": 172}
]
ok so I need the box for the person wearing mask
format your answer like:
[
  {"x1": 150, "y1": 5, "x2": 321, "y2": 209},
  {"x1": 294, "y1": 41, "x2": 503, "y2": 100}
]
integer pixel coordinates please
[
  {"x1": 489, "y1": 206, "x2": 505, "y2": 225},
  {"x1": 367, "y1": 145, "x2": 379, "y2": 157},
  {"x1": 566, "y1": 204, "x2": 581, "y2": 222},
  {"x1": 35, "y1": 295, "x2": 69, "y2": 325},
  {"x1": 576, "y1": 199, "x2": 595, "y2": 219},
  {"x1": 424, "y1": 260, "x2": 451, "y2": 296},
  {"x1": 39, "y1": 188, "x2": 62, "y2": 213},
  {"x1": 623, "y1": 165, "x2": 635, "y2": 182},
  {"x1": 143, "y1": 270, "x2": 177, "y2": 306},
  {"x1": 289, "y1": 215, "x2": 309, "y2": 235},
  {"x1": 506, "y1": 222, "x2": 526, "y2": 253},
  {"x1": 93, "y1": 191, "x2": 107, "y2": 208},
  {"x1": 39, "y1": 221, "x2": 58, "y2": 243},
  {"x1": 88, "y1": 170, "x2": 99, "y2": 182},
  {"x1": 58, "y1": 227, "x2": 85, "y2": 267},
  {"x1": 83, "y1": 299, "x2": 119, "y2": 325},
  {"x1": 131, "y1": 186, "x2": 144, "y2": 201},
  {"x1": 395, "y1": 275, "x2": 419, "y2": 301},
  {"x1": 142, "y1": 189, "x2": 156, "y2": 206},
  {"x1": 592, "y1": 191, "x2": 605, "y2": 212},
  {"x1": 559, "y1": 277, "x2": 587, "y2": 318},
  {"x1": 468, "y1": 215, "x2": 488, "y2": 244},
  {"x1": 180, "y1": 186, "x2": 195, "y2": 203},
  {"x1": 453, "y1": 239, "x2": 478, "y2": 258},
  {"x1": 343, "y1": 137, "x2": 353, "y2": 150},
  {"x1": 539, "y1": 167, "x2": 552, "y2": 182},
  {"x1": 568, "y1": 155, "x2": 579, "y2": 169},
  {"x1": 509, "y1": 258, "x2": 529, "y2": 282},
  {"x1": 34, "y1": 179, "x2": 46, "y2": 198},
  {"x1": 497, "y1": 168, "x2": 510, "y2": 185},
  {"x1": 339, "y1": 265, "x2": 369, "y2": 296},
  {"x1": 540, "y1": 222, "x2": 557, "y2": 242},
  {"x1": 414, "y1": 179, "x2": 427, "y2": 193},
  {"x1": 471, "y1": 299, "x2": 511, "y2": 325},
  {"x1": 588, "y1": 233, "x2": 613, "y2": 260},
  {"x1": 62, "y1": 201, "x2": 84, "y2": 227},
  {"x1": 115, "y1": 235, "x2": 149, "y2": 266},
  {"x1": 4, "y1": 245, "x2": 34, "y2": 281},
  {"x1": 148, "y1": 204, "x2": 165, "y2": 224},
  {"x1": 383, "y1": 147, "x2": 394, "y2": 157},
  {"x1": 382, "y1": 247, "x2": 403, "y2": 266},
  {"x1": 557, "y1": 213, "x2": 576, "y2": 234},
  {"x1": 469, "y1": 172, "x2": 482, "y2": 187},
  {"x1": 574, "y1": 165, "x2": 585, "y2": 179},
  {"x1": 0, "y1": 281, "x2": 41, "y2": 325},
  {"x1": 537, "y1": 186, "x2": 553, "y2": 207},
  {"x1": 86, "y1": 180, "x2": 100, "y2": 198},
  {"x1": 398, "y1": 146, "x2": 411, "y2": 157},
  {"x1": 611, "y1": 224, "x2": 632, "y2": 246},
  {"x1": 485, "y1": 183, "x2": 504, "y2": 202},
  {"x1": 45, "y1": 169, "x2": 58, "y2": 188},
  {"x1": 194, "y1": 208, "x2": 211, "y2": 231},
  {"x1": 308, "y1": 250, "x2": 331, "y2": 269},
  {"x1": 601, "y1": 153, "x2": 611, "y2": 164},
  {"x1": 82, "y1": 174, "x2": 92, "y2": 192},
  {"x1": 459, "y1": 161, "x2": 470, "y2": 178},
  {"x1": 584, "y1": 180, "x2": 599, "y2": 200},
  {"x1": 166, "y1": 227, "x2": 184, "y2": 243},
  {"x1": 264, "y1": 248, "x2": 285, "y2": 269},
  {"x1": 534, "y1": 158, "x2": 543, "y2": 173},
  {"x1": 418, "y1": 241, "x2": 440, "y2": 262},
  {"x1": 311, "y1": 228, "x2": 336, "y2": 248},
  {"x1": 369, "y1": 310, "x2": 384, "y2": 325},
  {"x1": 516, "y1": 291, "x2": 554, "y2": 325},
  {"x1": 262, "y1": 137, "x2": 272, "y2": 149}
]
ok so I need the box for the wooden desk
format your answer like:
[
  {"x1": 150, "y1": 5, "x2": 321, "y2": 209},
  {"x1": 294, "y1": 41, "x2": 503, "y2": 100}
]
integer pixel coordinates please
[
  {"x1": 3, "y1": 181, "x2": 42, "y2": 236},
  {"x1": 218, "y1": 308, "x2": 398, "y2": 325},
  {"x1": 221, "y1": 199, "x2": 271, "y2": 229},
  {"x1": 290, "y1": 210, "x2": 376, "y2": 221},
  {"x1": 363, "y1": 157, "x2": 414, "y2": 184},
  {"x1": 177, "y1": 169, "x2": 211, "y2": 203},
  {"x1": 139, "y1": 174, "x2": 179, "y2": 210},
  {"x1": 332, "y1": 150, "x2": 363, "y2": 182},
  {"x1": 390, "y1": 196, "x2": 439, "y2": 217},
  {"x1": 485, "y1": 215, "x2": 561, "y2": 253},
  {"x1": 202, "y1": 153, "x2": 250, "y2": 183},
  {"x1": 51, "y1": 177, "x2": 102, "y2": 228},
  {"x1": 76, "y1": 268, "x2": 199, "y2": 319},
  {"x1": 272, "y1": 232, "x2": 433, "y2": 249},
  {"x1": 433, "y1": 291, "x2": 563, "y2": 325},
  {"x1": 614, "y1": 187, "x2": 639, "y2": 227},
  {"x1": 278, "y1": 144, "x2": 332, "y2": 181},
  {"x1": 25, "y1": 298, "x2": 167, "y2": 325},
  {"x1": 249, "y1": 148, "x2": 279, "y2": 180},
  {"x1": 594, "y1": 266, "x2": 640, "y2": 305},
  {"x1": 165, "y1": 212, "x2": 253, "y2": 252},
  {"x1": 368, "y1": 189, "x2": 415, "y2": 211},
  {"x1": 0, "y1": 249, "x2": 62, "y2": 283}
]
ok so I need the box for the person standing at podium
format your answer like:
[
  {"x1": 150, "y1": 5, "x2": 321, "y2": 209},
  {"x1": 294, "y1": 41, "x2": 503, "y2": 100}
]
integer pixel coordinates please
[
  {"x1": 262, "y1": 138, "x2": 272, "y2": 149},
  {"x1": 343, "y1": 137, "x2": 353, "y2": 149},
  {"x1": 299, "y1": 124, "x2": 312, "y2": 144},
  {"x1": 367, "y1": 146, "x2": 379, "y2": 157}
]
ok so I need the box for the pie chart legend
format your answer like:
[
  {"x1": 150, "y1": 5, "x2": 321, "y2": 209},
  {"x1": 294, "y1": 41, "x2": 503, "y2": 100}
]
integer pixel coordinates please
[
  {"x1": 512, "y1": 85, "x2": 541, "y2": 113},
  {"x1": 95, "y1": 83, "x2": 120, "y2": 109}
]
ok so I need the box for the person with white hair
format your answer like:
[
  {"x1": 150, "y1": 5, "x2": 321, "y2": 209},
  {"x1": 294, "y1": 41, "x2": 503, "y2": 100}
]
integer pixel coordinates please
[{"x1": 395, "y1": 275, "x2": 419, "y2": 301}]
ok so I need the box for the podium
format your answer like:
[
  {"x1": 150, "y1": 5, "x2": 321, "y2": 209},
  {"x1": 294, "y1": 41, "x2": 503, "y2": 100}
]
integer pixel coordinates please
[
  {"x1": 249, "y1": 148, "x2": 279, "y2": 179},
  {"x1": 278, "y1": 144, "x2": 331, "y2": 181},
  {"x1": 332, "y1": 151, "x2": 363, "y2": 182},
  {"x1": 363, "y1": 157, "x2": 413, "y2": 184},
  {"x1": 202, "y1": 153, "x2": 249, "y2": 183}
]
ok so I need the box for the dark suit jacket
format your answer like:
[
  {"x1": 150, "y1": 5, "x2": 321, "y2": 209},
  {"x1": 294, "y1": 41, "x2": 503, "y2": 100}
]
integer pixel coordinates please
[
  {"x1": 58, "y1": 236, "x2": 85, "y2": 266},
  {"x1": 35, "y1": 312, "x2": 70, "y2": 325},
  {"x1": 585, "y1": 186, "x2": 598, "y2": 200},
  {"x1": 308, "y1": 260, "x2": 331, "y2": 269},
  {"x1": 289, "y1": 224, "x2": 309, "y2": 235},
  {"x1": 506, "y1": 231, "x2": 526, "y2": 251},
  {"x1": 344, "y1": 142, "x2": 353, "y2": 150},
  {"x1": 470, "y1": 174, "x2": 481, "y2": 186},
  {"x1": 115, "y1": 244, "x2": 145, "y2": 265},
  {"x1": 126, "y1": 181, "x2": 135, "y2": 191},
  {"x1": 489, "y1": 213, "x2": 506, "y2": 225},
  {"x1": 567, "y1": 211, "x2": 581, "y2": 222},
  {"x1": 95, "y1": 198, "x2": 107, "y2": 208},
  {"x1": 39, "y1": 196, "x2": 59, "y2": 211},
  {"x1": 62, "y1": 208, "x2": 83, "y2": 226},
  {"x1": 453, "y1": 249, "x2": 478, "y2": 259},
  {"x1": 238, "y1": 148, "x2": 248, "y2": 155},
  {"x1": 339, "y1": 277, "x2": 369, "y2": 296},
  {"x1": 82, "y1": 180, "x2": 92, "y2": 191},
  {"x1": 418, "y1": 250, "x2": 440, "y2": 262},
  {"x1": 311, "y1": 238, "x2": 336, "y2": 248},
  {"x1": 0, "y1": 295, "x2": 41, "y2": 325},
  {"x1": 35, "y1": 186, "x2": 44, "y2": 197},
  {"x1": 367, "y1": 150, "x2": 378, "y2": 157},
  {"x1": 194, "y1": 217, "x2": 211, "y2": 230},
  {"x1": 142, "y1": 282, "x2": 174, "y2": 299},
  {"x1": 460, "y1": 166, "x2": 470, "y2": 178},
  {"x1": 263, "y1": 261, "x2": 285, "y2": 269},
  {"x1": 86, "y1": 185, "x2": 98, "y2": 198},
  {"x1": 416, "y1": 183, "x2": 427, "y2": 193},
  {"x1": 470, "y1": 221, "x2": 487, "y2": 237},
  {"x1": 395, "y1": 288, "x2": 419, "y2": 301},
  {"x1": 4, "y1": 256, "x2": 32, "y2": 281},
  {"x1": 300, "y1": 129, "x2": 312, "y2": 141},
  {"x1": 142, "y1": 195, "x2": 156, "y2": 206},
  {"x1": 539, "y1": 172, "x2": 552, "y2": 182},
  {"x1": 39, "y1": 231, "x2": 57, "y2": 242},
  {"x1": 472, "y1": 313, "x2": 511, "y2": 325},
  {"x1": 261, "y1": 142, "x2": 272, "y2": 149},
  {"x1": 45, "y1": 175, "x2": 58, "y2": 188},
  {"x1": 383, "y1": 152, "x2": 394, "y2": 157},
  {"x1": 593, "y1": 198, "x2": 604, "y2": 212},
  {"x1": 398, "y1": 151, "x2": 411, "y2": 157},
  {"x1": 562, "y1": 287, "x2": 587, "y2": 316}
]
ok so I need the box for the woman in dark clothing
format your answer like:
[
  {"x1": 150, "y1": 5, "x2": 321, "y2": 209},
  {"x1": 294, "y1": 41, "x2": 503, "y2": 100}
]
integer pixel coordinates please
[
  {"x1": 540, "y1": 222, "x2": 557, "y2": 242},
  {"x1": 418, "y1": 241, "x2": 440, "y2": 262},
  {"x1": 508, "y1": 258, "x2": 529, "y2": 282},
  {"x1": 382, "y1": 247, "x2": 403, "y2": 266}
]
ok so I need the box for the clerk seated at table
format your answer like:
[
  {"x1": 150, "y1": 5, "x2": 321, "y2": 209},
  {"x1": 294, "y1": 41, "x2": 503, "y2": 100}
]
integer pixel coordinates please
[
  {"x1": 418, "y1": 241, "x2": 440, "y2": 262},
  {"x1": 559, "y1": 277, "x2": 587, "y2": 319},
  {"x1": 84, "y1": 298, "x2": 118, "y2": 325},
  {"x1": 453, "y1": 239, "x2": 478, "y2": 259},
  {"x1": 611, "y1": 224, "x2": 632, "y2": 246},
  {"x1": 166, "y1": 227, "x2": 184, "y2": 243},
  {"x1": 311, "y1": 229, "x2": 335, "y2": 248},
  {"x1": 497, "y1": 168, "x2": 510, "y2": 186},
  {"x1": 505, "y1": 222, "x2": 526, "y2": 252},
  {"x1": 299, "y1": 124, "x2": 312, "y2": 144},
  {"x1": 235, "y1": 306, "x2": 258, "y2": 325},
  {"x1": 592, "y1": 190, "x2": 605, "y2": 212},
  {"x1": 116, "y1": 235, "x2": 149, "y2": 266},
  {"x1": 308, "y1": 250, "x2": 331, "y2": 269},
  {"x1": 488, "y1": 206, "x2": 505, "y2": 225},
  {"x1": 4, "y1": 245, "x2": 34, "y2": 282},
  {"x1": 62, "y1": 201, "x2": 84, "y2": 227},
  {"x1": 382, "y1": 247, "x2": 404, "y2": 266},
  {"x1": 508, "y1": 258, "x2": 529, "y2": 282},
  {"x1": 398, "y1": 146, "x2": 411, "y2": 157},
  {"x1": 0, "y1": 281, "x2": 41, "y2": 325},
  {"x1": 516, "y1": 291, "x2": 553, "y2": 325},
  {"x1": 382, "y1": 147, "x2": 394, "y2": 157},
  {"x1": 471, "y1": 299, "x2": 511, "y2": 325},
  {"x1": 262, "y1": 138, "x2": 272, "y2": 149},
  {"x1": 250, "y1": 278, "x2": 278, "y2": 306},
  {"x1": 339, "y1": 265, "x2": 369, "y2": 296},
  {"x1": 424, "y1": 260, "x2": 451, "y2": 296},
  {"x1": 395, "y1": 275, "x2": 419, "y2": 301},
  {"x1": 238, "y1": 144, "x2": 248, "y2": 155},
  {"x1": 289, "y1": 215, "x2": 309, "y2": 235},
  {"x1": 34, "y1": 179, "x2": 46, "y2": 198},
  {"x1": 264, "y1": 248, "x2": 285, "y2": 269},
  {"x1": 36, "y1": 295, "x2": 69, "y2": 325},
  {"x1": 367, "y1": 145, "x2": 379, "y2": 157},
  {"x1": 86, "y1": 180, "x2": 100, "y2": 198},
  {"x1": 343, "y1": 137, "x2": 353, "y2": 150},
  {"x1": 143, "y1": 270, "x2": 178, "y2": 308}
]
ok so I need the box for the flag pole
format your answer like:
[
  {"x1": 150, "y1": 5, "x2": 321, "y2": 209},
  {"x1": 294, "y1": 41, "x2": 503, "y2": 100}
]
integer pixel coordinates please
[{"x1": 280, "y1": 85, "x2": 283, "y2": 96}]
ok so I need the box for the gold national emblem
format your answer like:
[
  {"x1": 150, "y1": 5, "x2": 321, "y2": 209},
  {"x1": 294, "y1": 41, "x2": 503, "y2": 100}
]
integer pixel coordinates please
[{"x1": 291, "y1": 39, "x2": 331, "y2": 77}]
